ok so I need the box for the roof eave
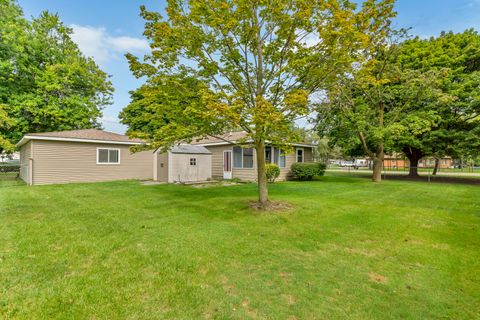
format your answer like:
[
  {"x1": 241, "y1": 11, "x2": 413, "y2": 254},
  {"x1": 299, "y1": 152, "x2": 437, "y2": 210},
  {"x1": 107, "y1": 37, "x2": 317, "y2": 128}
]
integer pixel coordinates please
[
  {"x1": 196, "y1": 141, "x2": 315, "y2": 147},
  {"x1": 16, "y1": 135, "x2": 144, "y2": 147}
]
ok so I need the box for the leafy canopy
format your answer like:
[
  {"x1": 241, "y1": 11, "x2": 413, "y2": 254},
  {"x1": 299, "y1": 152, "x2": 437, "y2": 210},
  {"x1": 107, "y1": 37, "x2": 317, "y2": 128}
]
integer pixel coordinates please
[
  {"x1": 0, "y1": 0, "x2": 113, "y2": 151},
  {"x1": 123, "y1": 0, "x2": 396, "y2": 151},
  {"x1": 394, "y1": 30, "x2": 480, "y2": 159}
]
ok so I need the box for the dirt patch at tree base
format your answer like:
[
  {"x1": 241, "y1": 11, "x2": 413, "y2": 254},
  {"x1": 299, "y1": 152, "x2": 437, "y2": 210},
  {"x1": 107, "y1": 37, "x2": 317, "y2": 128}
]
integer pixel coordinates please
[{"x1": 249, "y1": 200, "x2": 295, "y2": 212}]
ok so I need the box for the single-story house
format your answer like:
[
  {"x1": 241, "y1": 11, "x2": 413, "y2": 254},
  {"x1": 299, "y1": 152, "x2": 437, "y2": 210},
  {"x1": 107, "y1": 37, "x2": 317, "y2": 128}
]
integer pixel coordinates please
[
  {"x1": 17, "y1": 129, "x2": 314, "y2": 185},
  {"x1": 17, "y1": 129, "x2": 212, "y2": 185},
  {"x1": 191, "y1": 131, "x2": 315, "y2": 181}
]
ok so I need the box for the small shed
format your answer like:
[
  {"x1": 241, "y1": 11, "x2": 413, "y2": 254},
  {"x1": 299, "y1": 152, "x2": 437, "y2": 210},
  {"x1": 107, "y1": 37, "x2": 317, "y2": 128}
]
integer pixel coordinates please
[{"x1": 154, "y1": 145, "x2": 212, "y2": 183}]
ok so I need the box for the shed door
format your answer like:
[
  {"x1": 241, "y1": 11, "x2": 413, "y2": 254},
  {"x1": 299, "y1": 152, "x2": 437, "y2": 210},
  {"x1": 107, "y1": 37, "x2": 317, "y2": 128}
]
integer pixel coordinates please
[{"x1": 223, "y1": 151, "x2": 232, "y2": 179}]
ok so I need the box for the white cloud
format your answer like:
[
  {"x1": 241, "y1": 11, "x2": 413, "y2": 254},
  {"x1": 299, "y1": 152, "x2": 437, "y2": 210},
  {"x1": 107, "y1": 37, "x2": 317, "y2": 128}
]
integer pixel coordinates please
[
  {"x1": 101, "y1": 115, "x2": 120, "y2": 123},
  {"x1": 108, "y1": 36, "x2": 149, "y2": 52},
  {"x1": 70, "y1": 24, "x2": 149, "y2": 64}
]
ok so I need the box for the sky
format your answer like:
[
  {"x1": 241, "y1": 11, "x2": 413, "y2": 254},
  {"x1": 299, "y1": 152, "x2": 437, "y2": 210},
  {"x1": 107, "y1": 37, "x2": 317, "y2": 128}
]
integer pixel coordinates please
[{"x1": 18, "y1": 0, "x2": 480, "y2": 134}]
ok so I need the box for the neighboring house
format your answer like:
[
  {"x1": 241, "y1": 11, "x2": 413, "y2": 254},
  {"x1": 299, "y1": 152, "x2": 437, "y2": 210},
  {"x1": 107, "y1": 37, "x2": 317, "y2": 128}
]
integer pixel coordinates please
[
  {"x1": 17, "y1": 129, "x2": 212, "y2": 186},
  {"x1": 382, "y1": 155, "x2": 454, "y2": 169},
  {"x1": 418, "y1": 157, "x2": 454, "y2": 169},
  {"x1": 191, "y1": 131, "x2": 315, "y2": 181},
  {"x1": 383, "y1": 154, "x2": 407, "y2": 169}
]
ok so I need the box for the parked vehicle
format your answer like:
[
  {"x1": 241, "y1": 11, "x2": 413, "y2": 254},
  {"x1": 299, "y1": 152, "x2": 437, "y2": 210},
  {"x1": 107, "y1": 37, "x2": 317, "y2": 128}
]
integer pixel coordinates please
[
  {"x1": 340, "y1": 160, "x2": 355, "y2": 167},
  {"x1": 354, "y1": 159, "x2": 369, "y2": 168}
]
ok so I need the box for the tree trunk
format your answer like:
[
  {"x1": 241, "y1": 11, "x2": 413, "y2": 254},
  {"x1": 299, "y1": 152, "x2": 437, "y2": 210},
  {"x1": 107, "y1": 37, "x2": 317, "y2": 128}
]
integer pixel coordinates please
[
  {"x1": 372, "y1": 145, "x2": 384, "y2": 182},
  {"x1": 255, "y1": 140, "x2": 268, "y2": 207},
  {"x1": 432, "y1": 158, "x2": 440, "y2": 175},
  {"x1": 404, "y1": 147, "x2": 424, "y2": 178},
  {"x1": 432, "y1": 158, "x2": 440, "y2": 176}
]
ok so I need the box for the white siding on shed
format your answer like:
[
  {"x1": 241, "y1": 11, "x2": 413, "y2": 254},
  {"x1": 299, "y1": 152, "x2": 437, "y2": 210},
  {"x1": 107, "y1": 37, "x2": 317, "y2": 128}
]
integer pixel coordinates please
[{"x1": 167, "y1": 153, "x2": 211, "y2": 183}]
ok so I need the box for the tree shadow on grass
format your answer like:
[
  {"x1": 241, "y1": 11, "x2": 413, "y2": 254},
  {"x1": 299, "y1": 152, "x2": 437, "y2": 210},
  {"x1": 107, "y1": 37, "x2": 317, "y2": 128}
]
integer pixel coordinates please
[{"x1": 346, "y1": 172, "x2": 480, "y2": 185}]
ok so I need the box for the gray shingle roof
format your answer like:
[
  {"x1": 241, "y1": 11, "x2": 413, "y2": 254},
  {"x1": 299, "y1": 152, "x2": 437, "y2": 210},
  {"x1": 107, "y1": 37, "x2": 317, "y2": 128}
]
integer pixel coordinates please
[
  {"x1": 24, "y1": 129, "x2": 144, "y2": 143},
  {"x1": 190, "y1": 131, "x2": 249, "y2": 145},
  {"x1": 170, "y1": 145, "x2": 212, "y2": 154}
]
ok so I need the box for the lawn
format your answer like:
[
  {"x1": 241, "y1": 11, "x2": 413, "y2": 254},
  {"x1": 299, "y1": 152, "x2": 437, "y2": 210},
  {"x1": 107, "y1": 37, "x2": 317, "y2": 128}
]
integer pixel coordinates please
[
  {"x1": 0, "y1": 172, "x2": 24, "y2": 188},
  {"x1": 1, "y1": 174, "x2": 479, "y2": 319}
]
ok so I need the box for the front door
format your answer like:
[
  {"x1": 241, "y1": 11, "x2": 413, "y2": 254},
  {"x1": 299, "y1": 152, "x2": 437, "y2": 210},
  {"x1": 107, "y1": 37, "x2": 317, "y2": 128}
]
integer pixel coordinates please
[{"x1": 223, "y1": 150, "x2": 232, "y2": 179}]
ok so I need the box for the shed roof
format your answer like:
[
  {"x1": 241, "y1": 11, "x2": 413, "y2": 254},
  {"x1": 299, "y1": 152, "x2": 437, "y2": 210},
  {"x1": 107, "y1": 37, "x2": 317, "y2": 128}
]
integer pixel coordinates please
[{"x1": 170, "y1": 145, "x2": 212, "y2": 154}]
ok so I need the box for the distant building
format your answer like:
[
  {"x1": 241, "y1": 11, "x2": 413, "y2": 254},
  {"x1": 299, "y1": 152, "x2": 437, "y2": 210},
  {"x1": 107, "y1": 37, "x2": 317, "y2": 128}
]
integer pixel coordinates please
[{"x1": 0, "y1": 152, "x2": 20, "y2": 163}]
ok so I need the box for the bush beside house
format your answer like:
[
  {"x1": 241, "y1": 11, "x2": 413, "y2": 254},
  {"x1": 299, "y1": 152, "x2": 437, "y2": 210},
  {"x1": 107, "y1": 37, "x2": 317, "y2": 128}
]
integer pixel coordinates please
[
  {"x1": 291, "y1": 163, "x2": 326, "y2": 180},
  {"x1": 265, "y1": 164, "x2": 280, "y2": 183}
]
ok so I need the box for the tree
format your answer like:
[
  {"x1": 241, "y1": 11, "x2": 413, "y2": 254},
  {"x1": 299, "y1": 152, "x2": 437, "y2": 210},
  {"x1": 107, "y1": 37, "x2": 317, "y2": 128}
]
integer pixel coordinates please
[
  {"x1": 393, "y1": 30, "x2": 480, "y2": 177},
  {"x1": 0, "y1": 105, "x2": 14, "y2": 152},
  {"x1": 0, "y1": 0, "x2": 114, "y2": 151},
  {"x1": 317, "y1": 28, "x2": 442, "y2": 182},
  {"x1": 123, "y1": 0, "x2": 395, "y2": 206}
]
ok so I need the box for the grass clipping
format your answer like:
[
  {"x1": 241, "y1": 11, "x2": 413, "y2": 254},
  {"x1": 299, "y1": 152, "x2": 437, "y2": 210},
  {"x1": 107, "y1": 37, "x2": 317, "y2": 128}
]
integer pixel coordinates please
[{"x1": 249, "y1": 200, "x2": 294, "y2": 212}]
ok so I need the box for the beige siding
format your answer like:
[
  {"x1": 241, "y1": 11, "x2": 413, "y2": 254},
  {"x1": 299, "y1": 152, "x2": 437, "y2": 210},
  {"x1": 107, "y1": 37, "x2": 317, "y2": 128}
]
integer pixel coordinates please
[
  {"x1": 304, "y1": 147, "x2": 313, "y2": 162},
  {"x1": 168, "y1": 153, "x2": 211, "y2": 183},
  {"x1": 156, "y1": 152, "x2": 169, "y2": 182},
  {"x1": 204, "y1": 145, "x2": 314, "y2": 182},
  {"x1": 205, "y1": 145, "x2": 232, "y2": 179},
  {"x1": 31, "y1": 140, "x2": 153, "y2": 185},
  {"x1": 19, "y1": 141, "x2": 31, "y2": 183}
]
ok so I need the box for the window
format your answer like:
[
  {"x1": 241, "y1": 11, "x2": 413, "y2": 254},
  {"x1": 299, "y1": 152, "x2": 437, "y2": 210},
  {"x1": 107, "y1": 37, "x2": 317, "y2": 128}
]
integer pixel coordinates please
[
  {"x1": 296, "y1": 148, "x2": 304, "y2": 163},
  {"x1": 190, "y1": 158, "x2": 197, "y2": 166},
  {"x1": 265, "y1": 146, "x2": 272, "y2": 163},
  {"x1": 233, "y1": 146, "x2": 254, "y2": 169},
  {"x1": 273, "y1": 148, "x2": 286, "y2": 168},
  {"x1": 233, "y1": 146, "x2": 242, "y2": 168},
  {"x1": 97, "y1": 148, "x2": 120, "y2": 164}
]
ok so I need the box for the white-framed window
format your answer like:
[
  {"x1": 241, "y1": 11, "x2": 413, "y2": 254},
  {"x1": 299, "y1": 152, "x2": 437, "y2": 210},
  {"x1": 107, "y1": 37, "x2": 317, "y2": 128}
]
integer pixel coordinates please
[
  {"x1": 233, "y1": 146, "x2": 254, "y2": 169},
  {"x1": 97, "y1": 148, "x2": 120, "y2": 164},
  {"x1": 296, "y1": 148, "x2": 304, "y2": 163},
  {"x1": 273, "y1": 148, "x2": 286, "y2": 168},
  {"x1": 190, "y1": 158, "x2": 197, "y2": 166}
]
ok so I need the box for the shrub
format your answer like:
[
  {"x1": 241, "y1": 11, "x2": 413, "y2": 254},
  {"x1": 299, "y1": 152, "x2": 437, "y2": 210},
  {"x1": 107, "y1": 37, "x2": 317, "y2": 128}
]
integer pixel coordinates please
[
  {"x1": 291, "y1": 162, "x2": 326, "y2": 180},
  {"x1": 265, "y1": 163, "x2": 281, "y2": 183}
]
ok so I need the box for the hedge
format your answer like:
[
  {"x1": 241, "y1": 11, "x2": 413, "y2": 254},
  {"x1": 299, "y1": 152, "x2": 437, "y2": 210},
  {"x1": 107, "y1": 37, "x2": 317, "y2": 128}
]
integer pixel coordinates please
[{"x1": 290, "y1": 162, "x2": 326, "y2": 180}]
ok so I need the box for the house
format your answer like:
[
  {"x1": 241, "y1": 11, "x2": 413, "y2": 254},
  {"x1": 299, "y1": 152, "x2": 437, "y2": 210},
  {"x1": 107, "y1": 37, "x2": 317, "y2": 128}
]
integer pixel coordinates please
[
  {"x1": 17, "y1": 129, "x2": 313, "y2": 185},
  {"x1": 418, "y1": 157, "x2": 454, "y2": 169},
  {"x1": 17, "y1": 129, "x2": 212, "y2": 186},
  {"x1": 191, "y1": 131, "x2": 315, "y2": 181}
]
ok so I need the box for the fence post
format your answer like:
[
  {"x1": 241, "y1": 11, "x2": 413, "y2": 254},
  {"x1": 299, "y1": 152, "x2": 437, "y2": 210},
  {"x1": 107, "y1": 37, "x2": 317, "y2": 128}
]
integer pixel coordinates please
[{"x1": 29, "y1": 158, "x2": 33, "y2": 186}]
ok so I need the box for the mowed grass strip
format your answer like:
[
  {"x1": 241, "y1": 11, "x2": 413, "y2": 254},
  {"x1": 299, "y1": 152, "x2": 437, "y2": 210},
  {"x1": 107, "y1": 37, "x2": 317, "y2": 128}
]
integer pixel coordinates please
[{"x1": 0, "y1": 173, "x2": 479, "y2": 319}]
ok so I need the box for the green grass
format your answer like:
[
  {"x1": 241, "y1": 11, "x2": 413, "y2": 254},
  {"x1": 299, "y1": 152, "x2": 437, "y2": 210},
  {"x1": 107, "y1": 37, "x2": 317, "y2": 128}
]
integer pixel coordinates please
[
  {"x1": 1, "y1": 174, "x2": 479, "y2": 319},
  {"x1": 0, "y1": 172, "x2": 24, "y2": 187}
]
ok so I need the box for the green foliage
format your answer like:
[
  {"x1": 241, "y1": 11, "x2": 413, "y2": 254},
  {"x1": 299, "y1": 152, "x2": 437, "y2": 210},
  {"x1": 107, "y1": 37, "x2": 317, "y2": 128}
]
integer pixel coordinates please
[
  {"x1": 318, "y1": 29, "x2": 480, "y2": 178},
  {"x1": 394, "y1": 30, "x2": 480, "y2": 160},
  {"x1": 123, "y1": 0, "x2": 396, "y2": 202},
  {"x1": 0, "y1": 0, "x2": 113, "y2": 150},
  {"x1": 265, "y1": 163, "x2": 280, "y2": 183},
  {"x1": 291, "y1": 162, "x2": 326, "y2": 180}
]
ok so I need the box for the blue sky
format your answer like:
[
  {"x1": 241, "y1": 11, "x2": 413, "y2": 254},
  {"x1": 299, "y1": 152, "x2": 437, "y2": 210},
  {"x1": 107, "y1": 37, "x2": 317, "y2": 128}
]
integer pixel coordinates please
[{"x1": 18, "y1": 0, "x2": 480, "y2": 133}]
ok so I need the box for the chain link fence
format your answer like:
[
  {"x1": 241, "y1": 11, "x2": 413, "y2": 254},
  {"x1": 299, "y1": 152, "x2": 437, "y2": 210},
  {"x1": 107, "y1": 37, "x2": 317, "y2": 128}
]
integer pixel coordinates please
[
  {"x1": 0, "y1": 164, "x2": 21, "y2": 187},
  {"x1": 327, "y1": 164, "x2": 480, "y2": 183}
]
